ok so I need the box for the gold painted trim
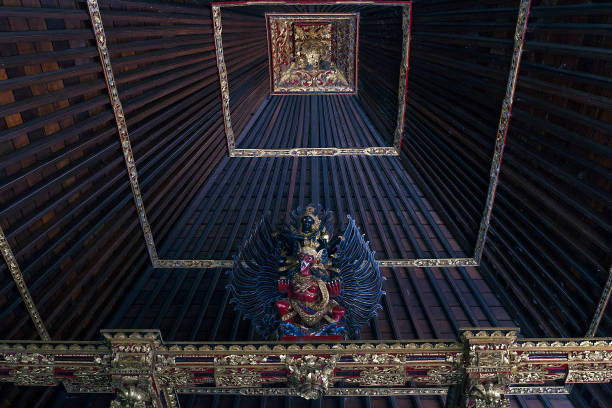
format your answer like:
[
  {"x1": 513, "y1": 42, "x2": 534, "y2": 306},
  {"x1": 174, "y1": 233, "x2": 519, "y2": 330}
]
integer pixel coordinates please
[
  {"x1": 392, "y1": 5, "x2": 411, "y2": 151},
  {"x1": 586, "y1": 265, "x2": 612, "y2": 337},
  {"x1": 212, "y1": 5, "x2": 236, "y2": 154},
  {"x1": 378, "y1": 258, "x2": 477, "y2": 268},
  {"x1": 472, "y1": 0, "x2": 532, "y2": 262},
  {"x1": 212, "y1": 1, "x2": 411, "y2": 157},
  {"x1": 506, "y1": 386, "x2": 569, "y2": 395},
  {"x1": 154, "y1": 258, "x2": 477, "y2": 269},
  {"x1": 0, "y1": 226, "x2": 50, "y2": 340},
  {"x1": 2, "y1": 328, "x2": 611, "y2": 401},
  {"x1": 231, "y1": 147, "x2": 398, "y2": 157},
  {"x1": 178, "y1": 387, "x2": 449, "y2": 396},
  {"x1": 86, "y1": 0, "x2": 159, "y2": 264},
  {"x1": 155, "y1": 259, "x2": 234, "y2": 269}
]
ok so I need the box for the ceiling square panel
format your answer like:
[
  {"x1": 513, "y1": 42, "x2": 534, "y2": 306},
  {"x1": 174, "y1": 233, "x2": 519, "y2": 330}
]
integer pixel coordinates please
[{"x1": 266, "y1": 13, "x2": 359, "y2": 95}]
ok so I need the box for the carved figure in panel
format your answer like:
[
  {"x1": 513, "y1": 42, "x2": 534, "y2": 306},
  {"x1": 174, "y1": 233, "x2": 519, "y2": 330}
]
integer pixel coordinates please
[
  {"x1": 110, "y1": 384, "x2": 152, "y2": 408},
  {"x1": 266, "y1": 14, "x2": 358, "y2": 94}
]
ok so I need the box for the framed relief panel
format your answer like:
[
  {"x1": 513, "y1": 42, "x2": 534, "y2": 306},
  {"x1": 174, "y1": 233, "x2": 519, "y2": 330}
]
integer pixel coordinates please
[{"x1": 266, "y1": 13, "x2": 359, "y2": 95}]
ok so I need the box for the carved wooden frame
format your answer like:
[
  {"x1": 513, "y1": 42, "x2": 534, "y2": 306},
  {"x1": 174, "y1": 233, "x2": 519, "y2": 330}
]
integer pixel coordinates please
[
  {"x1": 75, "y1": 0, "x2": 530, "y2": 269},
  {"x1": 211, "y1": 0, "x2": 411, "y2": 157}
]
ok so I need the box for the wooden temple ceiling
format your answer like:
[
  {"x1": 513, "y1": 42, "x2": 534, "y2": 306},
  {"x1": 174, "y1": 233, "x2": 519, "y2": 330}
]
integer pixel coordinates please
[{"x1": 0, "y1": 0, "x2": 610, "y2": 407}]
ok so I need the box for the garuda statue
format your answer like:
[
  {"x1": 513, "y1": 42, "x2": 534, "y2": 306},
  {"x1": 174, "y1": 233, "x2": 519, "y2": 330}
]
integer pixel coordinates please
[{"x1": 228, "y1": 205, "x2": 384, "y2": 340}]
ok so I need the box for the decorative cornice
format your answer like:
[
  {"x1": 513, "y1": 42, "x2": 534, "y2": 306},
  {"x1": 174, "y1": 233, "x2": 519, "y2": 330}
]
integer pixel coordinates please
[
  {"x1": 0, "y1": 226, "x2": 50, "y2": 340},
  {"x1": 1, "y1": 328, "x2": 610, "y2": 403}
]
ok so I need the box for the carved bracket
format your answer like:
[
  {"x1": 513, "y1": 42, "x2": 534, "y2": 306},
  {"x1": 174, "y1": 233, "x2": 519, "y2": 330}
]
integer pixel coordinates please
[{"x1": 460, "y1": 328, "x2": 516, "y2": 407}]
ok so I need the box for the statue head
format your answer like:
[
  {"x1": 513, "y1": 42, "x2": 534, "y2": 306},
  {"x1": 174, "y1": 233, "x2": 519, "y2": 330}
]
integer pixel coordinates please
[
  {"x1": 299, "y1": 206, "x2": 321, "y2": 234},
  {"x1": 297, "y1": 252, "x2": 315, "y2": 276},
  {"x1": 300, "y1": 215, "x2": 316, "y2": 234},
  {"x1": 297, "y1": 240, "x2": 323, "y2": 276}
]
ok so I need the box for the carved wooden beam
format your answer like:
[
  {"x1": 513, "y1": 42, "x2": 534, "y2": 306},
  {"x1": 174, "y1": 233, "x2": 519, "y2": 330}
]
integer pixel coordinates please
[
  {"x1": 586, "y1": 266, "x2": 612, "y2": 337},
  {"x1": 1, "y1": 328, "x2": 610, "y2": 406},
  {"x1": 0, "y1": 226, "x2": 50, "y2": 340}
]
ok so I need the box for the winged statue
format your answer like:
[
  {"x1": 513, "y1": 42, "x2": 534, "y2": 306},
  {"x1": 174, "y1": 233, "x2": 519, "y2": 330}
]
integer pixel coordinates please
[{"x1": 227, "y1": 205, "x2": 384, "y2": 340}]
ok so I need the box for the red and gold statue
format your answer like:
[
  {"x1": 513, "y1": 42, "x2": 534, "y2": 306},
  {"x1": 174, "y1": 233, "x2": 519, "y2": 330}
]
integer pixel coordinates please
[
  {"x1": 275, "y1": 239, "x2": 346, "y2": 339},
  {"x1": 229, "y1": 205, "x2": 384, "y2": 340}
]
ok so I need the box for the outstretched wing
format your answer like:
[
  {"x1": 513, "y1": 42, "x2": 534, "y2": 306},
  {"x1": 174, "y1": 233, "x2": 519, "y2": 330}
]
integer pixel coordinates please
[
  {"x1": 227, "y1": 214, "x2": 283, "y2": 338},
  {"x1": 335, "y1": 215, "x2": 385, "y2": 339}
]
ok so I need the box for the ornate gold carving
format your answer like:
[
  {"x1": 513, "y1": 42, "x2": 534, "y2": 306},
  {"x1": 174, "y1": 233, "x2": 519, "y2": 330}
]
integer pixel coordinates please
[
  {"x1": 569, "y1": 349, "x2": 612, "y2": 362},
  {"x1": 566, "y1": 363, "x2": 612, "y2": 383},
  {"x1": 2, "y1": 328, "x2": 611, "y2": 402},
  {"x1": 216, "y1": 354, "x2": 270, "y2": 365},
  {"x1": 155, "y1": 257, "x2": 478, "y2": 269},
  {"x1": 352, "y1": 353, "x2": 403, "y2": 364},
  {"x1": 566, "y1": 347, "x2": 612, "y2": 383},
  {"x1": 425, "y1": 366, "x2": 463, "y2": 385},
  {"x1": 211, "y1": 4, "x2": 236, "y2": 154},
  {"x1": 285, "y1": 354, "x2": 339, "y2": 399},
  {"x1": 511, "y1": 365, "x2": 549, "y2": 383},
  {"x1": 71, "y1": 367, "x2": 111, "y2": 390},
  {"x1": 0, "y1": 226, "x2": 50, "y2": 340},
  {"x1": 267, "y1": 13, "x2": 358, "y2": 94},
  {"x1": 216, "y1": 367, "x2": 261, "y2": 387},
  {"x1": 467, "y1": 380, "x2": 511, "y2": 408},
  {"x1": 461, "y1": 328, "x2": 517, "y2": 408},
  {"x1": 345, "y1": 366, "x2": 405, "y2": 386},
  {"x1": 3, "y1": 352, "x2": 53, "y2": 364},
  {"x1": 162, "y1": 387, "x2": 180, "y2": 408},
  {"x1": 4, "y1": 366, "x2": 55, "y2": 386},
  {"x1": 154, "y1": 259, "x2": 234, "y2": 268},
  {"x1": 110, "y1": 383, "x2": 152, "y2": 408},
  {"x1": 155, "y1": 367, "x2": 195, "y2": 386}
]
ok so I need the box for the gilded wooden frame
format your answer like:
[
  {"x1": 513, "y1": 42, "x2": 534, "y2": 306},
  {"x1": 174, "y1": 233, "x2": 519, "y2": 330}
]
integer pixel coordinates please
[
  {"x1": 77, "y1": 0, "x2": 531, "y2": 268},
  {"x1": 212, "y1": 0, "x2": 411, "y2": 156}
]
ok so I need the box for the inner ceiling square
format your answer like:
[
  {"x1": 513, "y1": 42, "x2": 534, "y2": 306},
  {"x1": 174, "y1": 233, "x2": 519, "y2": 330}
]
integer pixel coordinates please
[{"x1": 266, "y1": 13, "x2": 359, "y2": 95}]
